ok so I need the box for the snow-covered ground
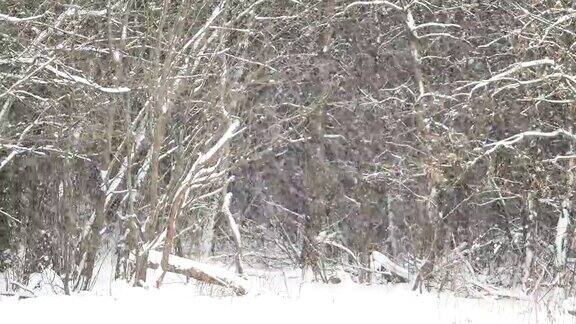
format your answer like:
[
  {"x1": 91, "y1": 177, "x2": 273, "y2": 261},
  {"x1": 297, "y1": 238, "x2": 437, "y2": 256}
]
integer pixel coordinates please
[{"x1": 1, "y1": 266, "x2": 575, "y2": 324}]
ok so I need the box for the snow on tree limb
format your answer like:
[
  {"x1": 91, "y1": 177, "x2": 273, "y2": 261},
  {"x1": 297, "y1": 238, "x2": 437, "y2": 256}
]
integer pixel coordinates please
[
  {"x1": 223, "y1": 192, "x2": 242, "y2": 248},
  {"x1": 370, "y1": 251, "x2": 412, "y2": 282},
  {"x1": 334, "y1": 1, "x2": 403, "y2": 17},
  {"x1": 315, "y1": 233, "x2": 359, "y2": 265},
  {"x1": 541, "y1": 11, "x2": 576, "y2": 42},
  {"x1": 181, "y1": 0, "x2": 226, "y2": 54},
  {"x1": 457, "y1": 59, "x2": 555, "y2": 96},
  {"x1": 0, "y1": 208, "x2": 21, "y2": 224},
  {"x1": 44, "y1": 64, "x2": 130, "y2": 93},
  {"x1": 222, "y1": 191, "x2": 244, "y2": 275},
  {"x1": 413, "y1": 22, "x2": 461, "y2": 30},
  {"x1": 467, "y1": 129, "x2": 576, "y2": 167},
  {"x1": 484, "y1": 129, "x2": 576, "y2": 153},
  {"x1": 0, "y1": 13, "x2": 44, "y2": 23},
  {"x1": 1, "y1": 56, "x2": 131, "y2": 94},
  {"x1": 175, "y1": 119, "x2": 240, "y2": 199},
  {"x1": 147, "y1": 251, "x2": 248, "y2": 295},
  {"x1": 61, "y1": 5, "x2": 108, "y2": 17}
]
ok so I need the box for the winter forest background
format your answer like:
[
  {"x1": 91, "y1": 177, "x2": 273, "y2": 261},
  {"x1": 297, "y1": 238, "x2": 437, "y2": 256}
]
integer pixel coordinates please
[{"x1": 1, "y1": 0, "x2": 576, "y2": 305}]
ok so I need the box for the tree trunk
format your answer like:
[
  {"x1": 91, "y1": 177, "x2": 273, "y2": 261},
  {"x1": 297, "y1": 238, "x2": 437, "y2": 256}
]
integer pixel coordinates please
[{"x1": 300, "y1": 0, "x2": 334, "y2": 282}]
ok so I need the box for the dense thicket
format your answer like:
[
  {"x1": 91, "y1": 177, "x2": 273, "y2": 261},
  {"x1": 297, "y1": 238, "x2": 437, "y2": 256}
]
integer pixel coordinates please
[{"x1": 1, "y1": 0, "x2": 575, "y2": 295}]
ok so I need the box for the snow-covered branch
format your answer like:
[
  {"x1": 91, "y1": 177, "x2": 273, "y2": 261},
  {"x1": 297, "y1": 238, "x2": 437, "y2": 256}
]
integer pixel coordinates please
[
  {"x1": 334, "y1": 1, "x2": 403, "y2": 17},
  {"x1": 457, "y1": 59, "x2": 555, "y2": 96},
  {"x1": 175, "y1": 119, "x2": 240, "y2": 199},
  {"x1": 44, "y1": 64, "x2": 130, "y2": 93},
  {"x1": 0, "y1": 13, "x2": 44, "y2": 23},
  {"x1": 484, "y1": 129, "x2": 576, "y2": 151},
  {"x1": 62, "y1": 5, "x2": 108, "y2": 17},
  {"x1": 468, "y1": 129, "x2": 576, "y2": 166},
  {"x1": 413, "y1": 22, "x2": 461, "y2": 30}
]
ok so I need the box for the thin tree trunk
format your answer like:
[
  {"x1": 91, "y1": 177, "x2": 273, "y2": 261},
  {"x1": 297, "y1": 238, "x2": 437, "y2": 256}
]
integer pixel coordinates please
[
  {"x1": 557, "y1": 134, "x2": 574, "y2": 292},
  {"x1": 300, "y1": 0, "x2": 334, "y2": 282},
  {"x1": 522, "y1": 192, "x2": 536, "y2": 289},
  {"x1": 387, "y1": 196, "x2": 398, "y2": 256}
]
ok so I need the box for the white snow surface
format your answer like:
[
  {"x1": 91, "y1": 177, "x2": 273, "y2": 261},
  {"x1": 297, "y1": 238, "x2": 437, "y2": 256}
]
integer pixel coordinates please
[
  {"x1": 1, "y1": 279, "x2": 574, "y2": 323},
  {"x1": 26, "y1": 268, "x2": 65, "y2": 295},
  {"x1": 1, "y1": 256, "x2": 575, "y2": 324}
]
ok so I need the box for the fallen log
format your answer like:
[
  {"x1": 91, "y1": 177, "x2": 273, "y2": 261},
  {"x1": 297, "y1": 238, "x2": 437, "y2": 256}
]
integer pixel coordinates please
[
  {"x1": 370, "y1": 251, "x2": 413, "y2": 282},
  {"x1": 147, "y1": 251, "x2": 248, "y2": 296}
]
